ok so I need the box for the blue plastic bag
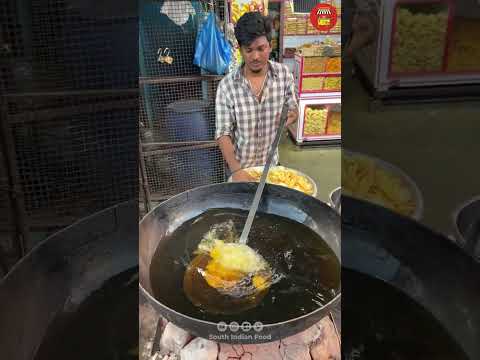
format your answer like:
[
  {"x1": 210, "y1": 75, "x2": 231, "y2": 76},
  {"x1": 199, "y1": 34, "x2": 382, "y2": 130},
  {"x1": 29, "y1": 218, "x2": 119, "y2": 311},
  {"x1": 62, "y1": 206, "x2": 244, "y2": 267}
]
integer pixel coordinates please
[{"x1": 194, "y1": 12, "x2": 231, "y2": 75}]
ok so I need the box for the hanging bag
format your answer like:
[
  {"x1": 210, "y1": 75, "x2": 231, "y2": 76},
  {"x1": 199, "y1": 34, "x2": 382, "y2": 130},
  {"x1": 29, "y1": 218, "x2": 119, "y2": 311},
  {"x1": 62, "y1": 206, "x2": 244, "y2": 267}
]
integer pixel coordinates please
[{"x1": 194, "y1": 11, "x2": 232, "y2": 75}]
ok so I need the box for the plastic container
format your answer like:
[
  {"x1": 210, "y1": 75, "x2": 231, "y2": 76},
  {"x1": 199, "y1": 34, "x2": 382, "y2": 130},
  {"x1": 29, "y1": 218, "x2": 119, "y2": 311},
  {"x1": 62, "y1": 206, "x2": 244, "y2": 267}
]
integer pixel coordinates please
[{"x1": 165, "y1": 99, "x2": 210, "y2": 142}]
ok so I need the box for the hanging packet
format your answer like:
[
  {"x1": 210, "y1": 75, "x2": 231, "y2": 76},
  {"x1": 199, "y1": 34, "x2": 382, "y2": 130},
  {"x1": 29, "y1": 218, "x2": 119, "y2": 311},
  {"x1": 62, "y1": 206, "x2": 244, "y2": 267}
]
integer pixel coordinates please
[{"x1": 194, "y1": 11, "x2": 232, "y2": 75}]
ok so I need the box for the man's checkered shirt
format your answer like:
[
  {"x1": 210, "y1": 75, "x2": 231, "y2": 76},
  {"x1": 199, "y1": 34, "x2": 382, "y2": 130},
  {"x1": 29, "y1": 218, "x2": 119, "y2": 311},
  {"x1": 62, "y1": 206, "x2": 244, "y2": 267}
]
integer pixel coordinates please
[{"x1": 215, "y1": 61, "x2": 298, "y2": 169}]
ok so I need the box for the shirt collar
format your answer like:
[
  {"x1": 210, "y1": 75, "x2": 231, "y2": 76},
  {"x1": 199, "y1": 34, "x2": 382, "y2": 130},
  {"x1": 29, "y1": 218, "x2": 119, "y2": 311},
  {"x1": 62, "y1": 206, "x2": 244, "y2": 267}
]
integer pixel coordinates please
[{"x1": 233, "y1": 60, "x2": 279, "y2": 81}]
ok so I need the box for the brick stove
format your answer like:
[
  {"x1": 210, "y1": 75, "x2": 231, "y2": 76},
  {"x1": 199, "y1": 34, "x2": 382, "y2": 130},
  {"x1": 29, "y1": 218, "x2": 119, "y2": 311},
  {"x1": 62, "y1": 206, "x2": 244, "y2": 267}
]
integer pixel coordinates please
[{"x1": 140, "y1": 297, "x2": 341, "y2": 360}]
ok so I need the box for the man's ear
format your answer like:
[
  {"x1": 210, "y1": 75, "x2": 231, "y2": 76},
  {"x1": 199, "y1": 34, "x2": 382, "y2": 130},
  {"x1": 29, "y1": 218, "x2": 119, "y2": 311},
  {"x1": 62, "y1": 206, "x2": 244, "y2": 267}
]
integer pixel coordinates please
[{"x1": 267, "y1": 41, "x2": 273, "y2": 52}]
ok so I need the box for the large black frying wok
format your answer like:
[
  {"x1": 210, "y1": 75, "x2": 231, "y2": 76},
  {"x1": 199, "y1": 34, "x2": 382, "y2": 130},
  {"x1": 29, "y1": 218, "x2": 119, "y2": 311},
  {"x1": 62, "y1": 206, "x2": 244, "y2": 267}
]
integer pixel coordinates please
[
  {"x1": 0, "y1": 201, "x2": 138, "y2": 360},
  {"x1": 140, "y1": 182, "x2": 341, "y2": 343},
  {"x1": 342, "y1": 195, "x2": 480, "y2": 359}
]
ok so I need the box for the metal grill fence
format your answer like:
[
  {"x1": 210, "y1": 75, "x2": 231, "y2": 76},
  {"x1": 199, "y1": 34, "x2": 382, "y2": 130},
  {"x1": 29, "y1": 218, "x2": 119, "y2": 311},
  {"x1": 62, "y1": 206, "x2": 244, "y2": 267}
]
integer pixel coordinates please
[
  {"x1": 139, "y1": 0, "x2": 227, "y2": 211},
  {"x1": 3, "y1": 91, "x2": 138, "y2": 230},
  {"x1": 142, "y1": 143, "x2": 224, "y2": 198},
  {"x1": 140, "y1": 78, "x2": 220, "y2": 142},
  {"x1": 0, "y1": 150, "x2": 14, "y2": 232},
  {"x1": 139, "y1": 0, "x2": 225, "y2": 79},
  {"x1": 1, "y1": 0, "x2": 137, "y2": 93},
  {"x1": 1, "y1": 0, "x2": 139, "y2": 274},
  {"x1": 0, "y1": 145, "x2": 16, "y2": 276},
  {"x1": 139, "y1": 76, "x2": 226, "y2": 206}
]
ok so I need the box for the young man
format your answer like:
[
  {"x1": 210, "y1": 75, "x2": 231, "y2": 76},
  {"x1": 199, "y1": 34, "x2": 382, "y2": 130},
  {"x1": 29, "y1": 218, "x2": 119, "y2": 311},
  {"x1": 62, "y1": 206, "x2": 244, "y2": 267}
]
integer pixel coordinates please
[{"x1": 215, "y1": 12, "x2": 298, "y2": 182}]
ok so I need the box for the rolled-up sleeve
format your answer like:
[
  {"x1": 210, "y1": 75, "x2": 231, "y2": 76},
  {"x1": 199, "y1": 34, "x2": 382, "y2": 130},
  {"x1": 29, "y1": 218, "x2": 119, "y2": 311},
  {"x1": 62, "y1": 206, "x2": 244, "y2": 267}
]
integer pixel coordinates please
[
  {"x1": 284, "y1": 68, "x2": 298, "y2": 112},
  {"x1": 215, "y1": 79, "x2": 234, "y2": 140}
]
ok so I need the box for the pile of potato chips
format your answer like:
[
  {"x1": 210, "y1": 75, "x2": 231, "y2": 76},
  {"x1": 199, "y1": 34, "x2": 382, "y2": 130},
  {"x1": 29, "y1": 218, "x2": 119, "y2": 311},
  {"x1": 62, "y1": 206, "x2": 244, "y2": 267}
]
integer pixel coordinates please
[
  {"x1": 342, "y1": 153, "x2": 417, "y2": 217},
  {"x1": 246, "y1": 166, "x2": 315, "y2": 196},
  {"x1": 304, "y1": 107, "x2": 328, "y2": 135},
  {"x1": 392, "y1": 8, "x2": 448, "y2": 72}
]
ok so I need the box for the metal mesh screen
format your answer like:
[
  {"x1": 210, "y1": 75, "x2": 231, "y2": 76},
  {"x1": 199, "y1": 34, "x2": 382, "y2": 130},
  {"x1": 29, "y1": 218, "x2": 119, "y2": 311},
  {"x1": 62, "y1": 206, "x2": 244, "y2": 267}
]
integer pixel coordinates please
[
  {"x1": 1, "y1": 0, "x2": 139, "y2": 272},
  {"x1": 139, "y1": 0, "x2": 225, "y2": 79},
  {"x1": 140, "y1": 78, "x2": 220, "y2": 142},
  {"x1": 0, "y1": 142, "x2": 17, "y2": 275},
  {"x1": 292, "y1": 0, "x2": 323, "y2": 13},
  {"x1": 1, "y1": 0, "x2": 137, "y2": 93},
  {"x1": 140, "y1": 76, "x2": 225, "y2": 201},
  {"x1": 142, "y1": 144, "x2": 224, "y2": 199},
  {"x1": 0, "y1": 146, "x2": 20, "y2": 275},
  {"x1": 0, "y1": 151, "x2": 14, "y2": 232},
  {"x1": 3, "y1": 91, "x2": 138, "y2": 229},
  {"x1": 140, "y1": 1, "x2": 202, "y2": 78},
  {"x1": 139, "y1": 0, "x2": 227, "y2": 205}
]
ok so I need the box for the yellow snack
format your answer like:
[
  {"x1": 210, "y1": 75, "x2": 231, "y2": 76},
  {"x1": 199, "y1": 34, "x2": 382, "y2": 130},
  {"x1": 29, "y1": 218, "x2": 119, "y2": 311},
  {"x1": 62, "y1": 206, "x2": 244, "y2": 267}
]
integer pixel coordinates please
[
  {"x1": 252, "y1": 274, "x2": 269, "y2": 291},
  {"x1": 203, "y1": 260, "x2": 244, "y2": 290},
  {"x1": 325, "y1": 58, "x2": 341, "y2": 73},
  {"x1": 247, "y1": 167, "x2": 315, "y2": 195},
  {"x1": 184, "y1": 221, "x2": 273, "y2": 315},
  {"x1": 202, "y1": 244, "x2": 272, "y2": 292},
  {"x1": 209, "y1": 240, "x2": 269, "y2": 274},
  {"x1": 302, "y1": 77, "x2": 323, "y2": 91},
  {"x1": 304, "y1": 107, "x2": 328, "y2": 135},
  {"x1": 342, "y1": 154, "x2": 417, "y2": 217},
  {"x1": 303, "y1": 57, "x2": 327, "y2": 73},
  {"x1": 327, "y1": 112, "x2": 341, "y2": 134},
  {"x1": 324, "y1": 77, "x2": 341, "y2": 90},
  {"x1": 392, "y1": 8, "x2": 449, "y2": 72}
]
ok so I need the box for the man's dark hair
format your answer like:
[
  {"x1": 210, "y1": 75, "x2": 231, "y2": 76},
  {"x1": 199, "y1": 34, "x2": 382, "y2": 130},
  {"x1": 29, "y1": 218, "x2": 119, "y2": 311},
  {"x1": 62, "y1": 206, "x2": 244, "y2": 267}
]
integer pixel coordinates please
[{"x1": 234, "y1": 12, "x2": 272, "y2": 47}]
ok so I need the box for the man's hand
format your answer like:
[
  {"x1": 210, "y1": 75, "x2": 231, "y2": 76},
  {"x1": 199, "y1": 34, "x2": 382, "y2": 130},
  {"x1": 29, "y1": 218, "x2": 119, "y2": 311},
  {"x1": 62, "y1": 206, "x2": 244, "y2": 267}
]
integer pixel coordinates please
[
  {"x1": 286, "y1": 108, "x2": 298, "y2": 126},
  {"x1": 231, "y1": 169, "x2": 256, "y2": 182}
]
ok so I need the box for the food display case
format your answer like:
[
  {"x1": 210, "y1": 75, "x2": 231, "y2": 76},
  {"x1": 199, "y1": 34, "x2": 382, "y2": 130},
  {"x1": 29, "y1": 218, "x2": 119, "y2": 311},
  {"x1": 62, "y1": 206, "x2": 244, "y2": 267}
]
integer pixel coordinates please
[
  {"x1": 281, "y1": 0, "x2": 342, "y2": 145},
  {"x1": 280, "y1": 0, "x2": 341, "y2": 73},
  {"x1": 354, "y1": 0, "x2": 480, "y2": 97},
  {"x1": 294, "y1": 53, "x2": 341, "y2": 96},
  {"x1": 288, "y1": 97, "x2": 341, "y2": 145}
]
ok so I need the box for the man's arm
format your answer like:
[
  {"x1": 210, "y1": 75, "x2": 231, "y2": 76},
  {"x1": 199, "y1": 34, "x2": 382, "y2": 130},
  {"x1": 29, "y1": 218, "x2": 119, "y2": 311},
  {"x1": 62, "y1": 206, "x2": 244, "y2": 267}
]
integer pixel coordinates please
[
  {"x1": 284, "y1": 68, "x2": 299, "y2": 126},
  {"x1": 217, "y1": 135, "x2": 254, "y2": 182},
  {"x1": 215, "y1": 80, "x2": 254, "y2": 182},
  {"x1": 215, "y1": 80, "x2": 240, "y2": 172},
  {"x1": 217, "y1": 135, "x2": 241, "y2": 173}
]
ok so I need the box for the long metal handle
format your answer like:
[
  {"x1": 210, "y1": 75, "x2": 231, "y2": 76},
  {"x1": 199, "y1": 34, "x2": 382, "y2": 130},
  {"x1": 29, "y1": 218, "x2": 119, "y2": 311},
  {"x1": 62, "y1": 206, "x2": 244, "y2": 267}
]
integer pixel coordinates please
[{"x1": 239, "y1": 103, "x2": 289, "y2": 245}]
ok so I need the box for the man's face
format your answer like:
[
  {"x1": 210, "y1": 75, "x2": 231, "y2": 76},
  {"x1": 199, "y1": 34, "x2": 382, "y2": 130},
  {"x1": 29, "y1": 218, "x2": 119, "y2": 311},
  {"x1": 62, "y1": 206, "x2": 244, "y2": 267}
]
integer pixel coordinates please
[{"x1": 240, "y1": 36, "x2": 272, "y2": 73}]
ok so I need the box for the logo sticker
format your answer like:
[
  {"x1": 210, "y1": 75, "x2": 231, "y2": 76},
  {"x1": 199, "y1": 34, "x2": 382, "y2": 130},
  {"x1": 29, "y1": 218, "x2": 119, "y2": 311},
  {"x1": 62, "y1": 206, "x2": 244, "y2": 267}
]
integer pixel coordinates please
[{"x1": 310, "y1": 3, "x2": 337, "y2": 32}]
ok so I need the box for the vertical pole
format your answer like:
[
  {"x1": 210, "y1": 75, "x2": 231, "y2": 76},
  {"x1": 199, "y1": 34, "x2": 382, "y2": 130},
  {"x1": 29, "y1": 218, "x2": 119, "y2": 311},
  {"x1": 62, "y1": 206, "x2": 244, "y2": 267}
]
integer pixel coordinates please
[
  {"x1": 0, "y1": 96, "x2": 31, "y2": 256},
  {"x1": 139, "y1": 139, "x2": 152, "y2": 213}
]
